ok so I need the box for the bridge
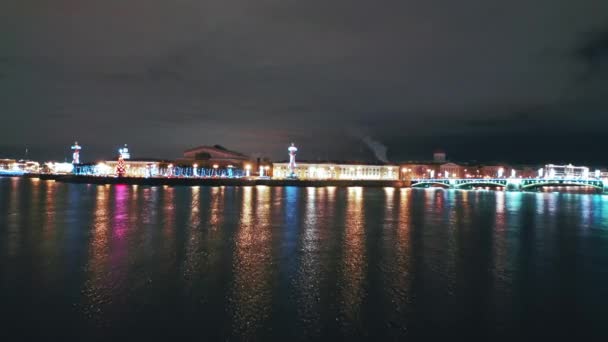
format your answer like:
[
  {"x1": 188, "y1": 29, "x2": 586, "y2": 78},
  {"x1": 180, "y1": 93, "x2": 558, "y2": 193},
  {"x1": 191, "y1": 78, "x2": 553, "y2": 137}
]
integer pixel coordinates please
[{"x1": 410, "y1": 178, "x2": 607, "y2": 192}]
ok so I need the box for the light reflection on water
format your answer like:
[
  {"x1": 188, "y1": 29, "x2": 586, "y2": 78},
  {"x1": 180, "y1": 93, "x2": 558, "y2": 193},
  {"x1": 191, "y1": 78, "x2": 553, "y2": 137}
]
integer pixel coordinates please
[
  {"x1": 2, "y1": 178, "x2": 608, "y2": 340},
  {"x1": 295, "y1": 187, "x2": 322, "y2": 336},
  {"x1": 230, "y1": 185, "x2": 274, "y2": 338},
  {"x1": 339, "y1": 187, "x2": 366, "y2": 331}
]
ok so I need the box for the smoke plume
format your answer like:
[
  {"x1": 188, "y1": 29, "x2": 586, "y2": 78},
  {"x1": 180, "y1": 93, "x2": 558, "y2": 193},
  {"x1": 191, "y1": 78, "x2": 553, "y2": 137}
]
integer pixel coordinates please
[{"x1": 362, "y1": 136, "x2": 388, "y2": 162}]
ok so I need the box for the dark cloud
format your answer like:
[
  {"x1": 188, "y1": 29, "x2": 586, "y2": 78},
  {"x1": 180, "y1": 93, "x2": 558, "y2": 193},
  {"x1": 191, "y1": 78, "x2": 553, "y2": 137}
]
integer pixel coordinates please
[
  {"x1": 575, "y1": 26, "x2": 608, "y2": 73},
  {"x1": 1, "y1": 1, "x2": 608, "y2": 163}
]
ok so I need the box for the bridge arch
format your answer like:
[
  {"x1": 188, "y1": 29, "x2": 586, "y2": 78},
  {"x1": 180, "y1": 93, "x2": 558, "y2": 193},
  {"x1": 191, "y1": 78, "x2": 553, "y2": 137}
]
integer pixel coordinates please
[
  {"x1": 454, "y1": 181, "x2": 507, "y2": 189},
  {"x1": 411, "y1": 181, "x2": 451, "y2": 189},
  {"x1": 521, "y1": 181, "x2": 603, "y2": 191}
]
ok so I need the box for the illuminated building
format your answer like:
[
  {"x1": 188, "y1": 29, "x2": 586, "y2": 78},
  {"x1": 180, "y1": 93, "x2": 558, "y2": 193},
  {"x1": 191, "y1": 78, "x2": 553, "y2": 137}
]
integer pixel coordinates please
[
  {"x1": 45, "y1": 162, "x2": 73, "y2": 174},
  {"x1": 439, "y1": 162, "x2": 463, "y2": 178},
  {"x1": 71, "y1": 141, "x2": 81, "y2": 164},
  {"x1": 181, "y1": 145, "x2": 251, "y2": 168},
  {"x1": 94, "y1": 160, "x2": 162, "y2": 177},
  {"x1": 273, "y1": 162, "x2": 399, "y2": 180},
  {"x1": 478, "y1": 165, "x2": 510, "y2": 178},
  {"x1": 399, "y1": 163, "x2": 438, "y2": 179},
  {"x1": 545, "y1": 164, "x2": 589, "y2": 179},
  {"x1": 0, "y1": 159, "x2": 16, "y2": 171},
  {"x1": 0, "y1": 159, "x2": 39, "y2": 174}
]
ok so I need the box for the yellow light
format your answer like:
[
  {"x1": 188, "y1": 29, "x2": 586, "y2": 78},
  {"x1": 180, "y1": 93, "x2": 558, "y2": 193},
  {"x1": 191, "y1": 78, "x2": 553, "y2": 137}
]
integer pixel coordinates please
[
  {"x1": 213, "y1": 164, "x2": 219, "y2": 169},
  {"x1": 245, "y1": 164, "x2": 251, "y2": 170},
  {"x1": 193, "y1": 163, "x2": 198, "y2": 168}
]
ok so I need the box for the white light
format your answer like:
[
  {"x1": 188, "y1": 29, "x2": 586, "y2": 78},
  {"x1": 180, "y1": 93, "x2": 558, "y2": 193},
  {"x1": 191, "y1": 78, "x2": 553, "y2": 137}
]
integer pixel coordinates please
[{"x1": 118, "y1": 144, "x2": 130, "y2": 159}]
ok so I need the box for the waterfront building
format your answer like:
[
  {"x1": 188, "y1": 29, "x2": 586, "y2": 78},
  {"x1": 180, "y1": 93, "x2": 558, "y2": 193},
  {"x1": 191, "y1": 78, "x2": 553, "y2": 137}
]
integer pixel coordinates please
[
  {"x1": 0, "y1": 159, "x2": 16, "y2": 171},
  {"x1": 272, "y1": 161, "x2": 399, "y2": 180},
  {"x1": 399, "y1": 151, "x2": 463, "y2": 179},
  {"x1": 544, "y1": 164, "x2": 589, "y2": 179},
  {"x1": 93, "y1": 160, "x2": 163, "y2": 177},
  {"x1": 44, "y1": 162, "x2": 73, "y2": 174},
  {"x1": 399, "y1": 163, "x2": 439, "y2": 179},
  {"x1": 479, "y1": 165, "x2": 509, "y2": 178},
  {"x1": 0, "y1": 159, "x2": 39, "y2": 174},
  {"x1": 181, "y1": 145, "x2": 252, "y2": 169},
  {"x1": 439, "y1": 162, "x2": 463, "y2": 178}
]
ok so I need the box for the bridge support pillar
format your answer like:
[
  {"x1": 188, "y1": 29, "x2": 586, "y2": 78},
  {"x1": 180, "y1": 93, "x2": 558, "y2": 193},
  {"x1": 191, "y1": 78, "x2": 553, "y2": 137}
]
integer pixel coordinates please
[{"x1": 506, "y1": 178, "x2": 522, "y2": 191}]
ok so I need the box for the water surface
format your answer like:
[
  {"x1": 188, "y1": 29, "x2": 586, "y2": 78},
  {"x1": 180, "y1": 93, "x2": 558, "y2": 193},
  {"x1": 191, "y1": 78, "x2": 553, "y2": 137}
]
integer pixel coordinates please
[{"x1": 1, "y1": 177, "x2": 608, "y2": 340}]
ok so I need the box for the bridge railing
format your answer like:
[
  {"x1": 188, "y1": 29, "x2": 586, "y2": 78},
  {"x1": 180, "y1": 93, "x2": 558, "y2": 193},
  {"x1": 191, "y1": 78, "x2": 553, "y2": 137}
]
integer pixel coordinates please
[{"x1": 411, "y1": 178, "x2": 605, "y2": 191}]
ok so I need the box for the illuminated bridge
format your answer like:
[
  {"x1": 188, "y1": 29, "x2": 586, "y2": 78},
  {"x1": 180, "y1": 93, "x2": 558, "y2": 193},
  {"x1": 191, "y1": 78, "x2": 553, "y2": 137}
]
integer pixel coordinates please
[{"x1": 410, "y1": 178, "x2": 607, "y2": 192}]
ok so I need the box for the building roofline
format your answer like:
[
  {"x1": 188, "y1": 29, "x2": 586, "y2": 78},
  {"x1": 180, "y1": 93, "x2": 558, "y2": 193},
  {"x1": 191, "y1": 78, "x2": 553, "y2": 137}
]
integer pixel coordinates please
[{"x1": 183, "y1": 145, "x2": 247, "y2": 157}]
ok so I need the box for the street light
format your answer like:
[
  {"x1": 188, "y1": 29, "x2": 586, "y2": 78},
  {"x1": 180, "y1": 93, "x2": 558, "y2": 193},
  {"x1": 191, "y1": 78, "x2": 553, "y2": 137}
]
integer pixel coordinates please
[{"x1": 245, "y1": 164, "x2": 251, "y2": 177}]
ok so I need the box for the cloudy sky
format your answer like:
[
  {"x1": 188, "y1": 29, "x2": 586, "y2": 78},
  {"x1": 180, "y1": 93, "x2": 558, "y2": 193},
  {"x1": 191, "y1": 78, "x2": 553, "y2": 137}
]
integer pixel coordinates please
[{"x1": 1, "y1": 1, "x2": 608, "y2": 164}]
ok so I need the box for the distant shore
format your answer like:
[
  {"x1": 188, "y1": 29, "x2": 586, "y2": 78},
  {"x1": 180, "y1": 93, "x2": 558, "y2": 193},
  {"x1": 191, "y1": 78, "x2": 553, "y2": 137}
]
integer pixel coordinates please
[{"x1": 17, "y1": 174, "x2": 408, "y2": 188}]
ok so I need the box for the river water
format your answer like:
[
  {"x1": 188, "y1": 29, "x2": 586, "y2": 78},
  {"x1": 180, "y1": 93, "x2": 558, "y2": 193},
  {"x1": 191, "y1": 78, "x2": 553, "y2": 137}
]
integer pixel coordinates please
[{"x1": 1, "y1": 177, "x2": 607, "y2": 340}]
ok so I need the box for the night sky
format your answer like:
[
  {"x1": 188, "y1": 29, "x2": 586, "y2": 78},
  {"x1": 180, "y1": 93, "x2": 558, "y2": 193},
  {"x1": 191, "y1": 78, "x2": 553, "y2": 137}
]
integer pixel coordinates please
[{"x1": 2, "y1": 1, "x2": 608, "y2": 165}]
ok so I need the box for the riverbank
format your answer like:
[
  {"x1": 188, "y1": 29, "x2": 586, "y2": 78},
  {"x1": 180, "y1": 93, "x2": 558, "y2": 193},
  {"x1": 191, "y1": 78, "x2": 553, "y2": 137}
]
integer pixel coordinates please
[{"x1": 24, "y1": 174, "x2": 408, "y2": 188}]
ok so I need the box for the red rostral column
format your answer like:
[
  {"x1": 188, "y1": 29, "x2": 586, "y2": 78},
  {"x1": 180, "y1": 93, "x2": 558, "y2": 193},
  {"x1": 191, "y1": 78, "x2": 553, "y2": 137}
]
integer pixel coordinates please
[
  {"x1": 71, "y1": 141, "x2": 81, "y2": 164},
  {"x1": 116, "y1": 155, "x2": 126, "y2": 177}
]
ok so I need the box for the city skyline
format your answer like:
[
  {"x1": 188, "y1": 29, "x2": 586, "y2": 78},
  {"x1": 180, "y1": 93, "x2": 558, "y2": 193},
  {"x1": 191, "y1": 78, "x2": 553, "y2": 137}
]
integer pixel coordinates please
[{"x1": 2, "y1": 2, "x2": 608, "y2": 339}]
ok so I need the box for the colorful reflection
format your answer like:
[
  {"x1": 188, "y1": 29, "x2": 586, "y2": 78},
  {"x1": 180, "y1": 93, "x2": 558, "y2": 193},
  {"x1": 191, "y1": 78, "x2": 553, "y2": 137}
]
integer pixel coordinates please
[
  {"x1": 230, "y1": 185, "x2": 273, "y2": 338},
  {"x1": 82, "y1": 184, "x2": 112, "y2": 320},
  {"x1": 339, "y1": 187, "x2": 366, "y2": 326},
  {"x1": 295, "y1": 187, "x2": 322, "y2": 334}
]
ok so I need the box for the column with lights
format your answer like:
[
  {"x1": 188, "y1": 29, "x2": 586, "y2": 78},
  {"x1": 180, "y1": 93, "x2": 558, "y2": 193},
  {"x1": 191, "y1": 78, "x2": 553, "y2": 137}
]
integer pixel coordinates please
[
  {"x1": 116, "y1": 155, "x2": 126, "y2": 177},
  {"x1": 288, "y1": 143, "x2": 298, "y2": 178},
  {"x1": 71, "y1": 141, "x2": 81, "y2": 164}
]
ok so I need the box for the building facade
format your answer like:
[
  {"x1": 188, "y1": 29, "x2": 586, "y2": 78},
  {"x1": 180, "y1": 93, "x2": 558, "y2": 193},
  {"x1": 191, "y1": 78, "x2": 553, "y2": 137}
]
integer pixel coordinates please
[
  {"x1": 544, "y1": 164, "x2": 589, "y2": 179},
  {"x1": 439, "y1": 162, "x2": 463, "y2": 178},
  {"x1": 272, "y1": 162, "x2": 399, "y2": 180},
  {"x1": 93, "y1": 160, "x2": 163, "y2": 177},
  {"x1": 181, "y1": 145, "x2": 251, "y2": 168}
]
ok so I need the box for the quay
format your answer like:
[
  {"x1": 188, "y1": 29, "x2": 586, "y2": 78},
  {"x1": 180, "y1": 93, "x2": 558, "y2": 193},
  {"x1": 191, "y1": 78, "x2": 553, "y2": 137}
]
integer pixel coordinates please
[
  {"x1": 4, "y1": 174, "x2": 606, "y2": 193},
  {"x1": 29, "y1": 174, "x2": 407, "y2": 188}
]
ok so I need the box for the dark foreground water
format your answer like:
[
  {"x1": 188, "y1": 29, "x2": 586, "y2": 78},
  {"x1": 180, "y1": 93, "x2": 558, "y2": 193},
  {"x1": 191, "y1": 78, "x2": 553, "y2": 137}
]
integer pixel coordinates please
[{"x1": 1, "y1": 177, "x2": 608, "y2": 340}]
